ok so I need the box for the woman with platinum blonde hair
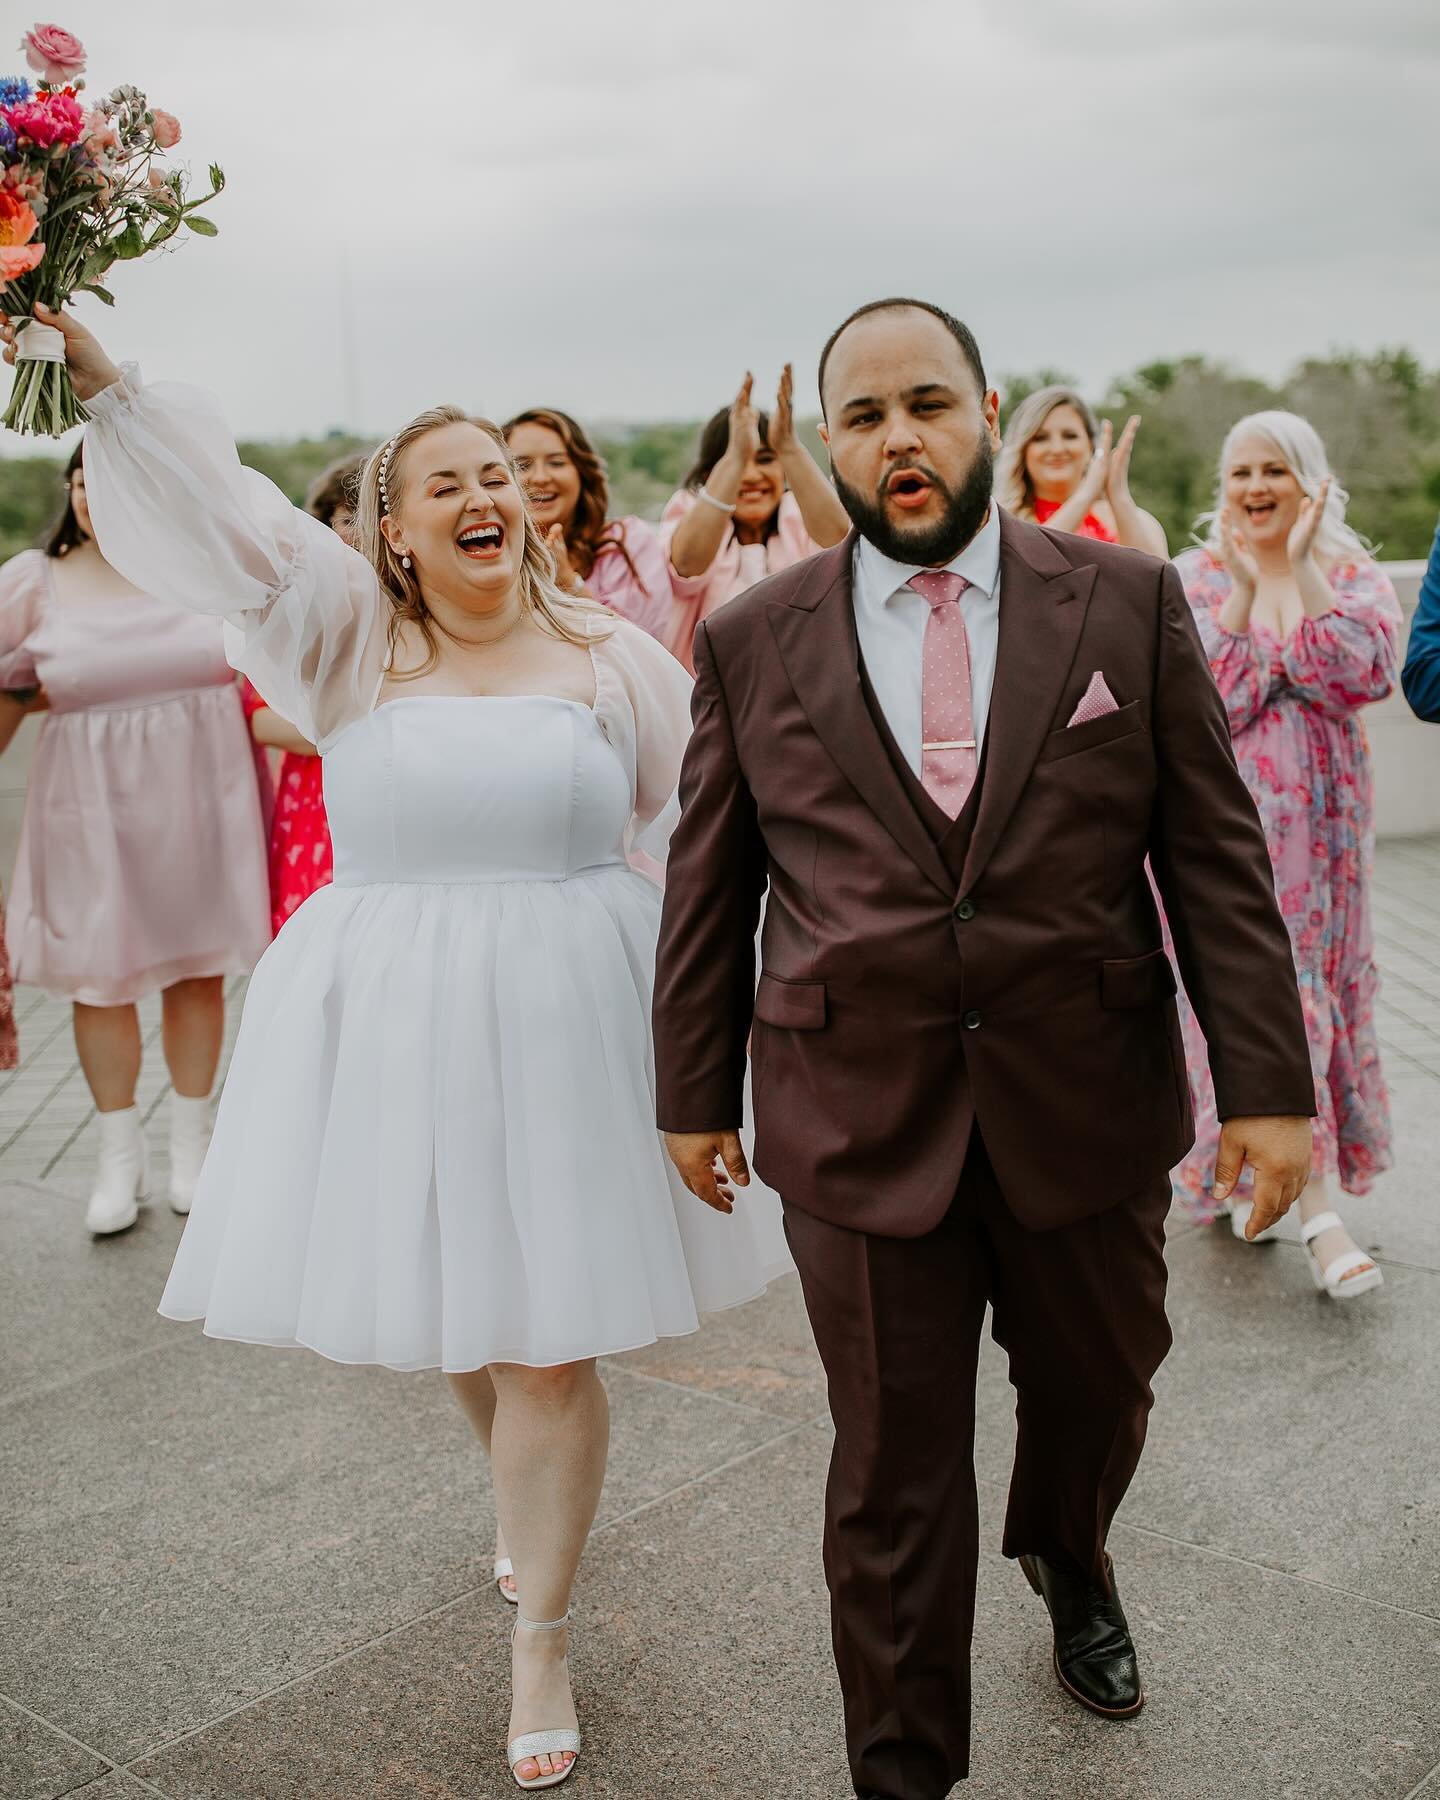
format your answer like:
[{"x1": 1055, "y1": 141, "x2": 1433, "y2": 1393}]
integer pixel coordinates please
[
  {"x1": 997, "y1": 384, "x2": 1167, "y2": 554},
  {"x1": 3, "y1": 305, "x2": 790, "y2": 1792},
  {"x1": 1171, "y1": 408, "x2": 1400, "y2": 1301}
]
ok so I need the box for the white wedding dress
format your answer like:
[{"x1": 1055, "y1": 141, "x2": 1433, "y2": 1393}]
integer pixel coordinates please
[{"x1": 84, "y1": 368, "x2": 791, "y2": 1372}]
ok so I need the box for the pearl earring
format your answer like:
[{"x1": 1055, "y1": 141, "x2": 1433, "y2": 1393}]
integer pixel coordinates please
[{"x1": 401, "y1": 554, "x2": 412, "y2": 569}]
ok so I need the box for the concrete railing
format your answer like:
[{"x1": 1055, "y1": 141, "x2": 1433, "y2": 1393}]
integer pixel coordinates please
[{"x1": 1370, "y1": 562, "x2": 1438, "y2": 839}]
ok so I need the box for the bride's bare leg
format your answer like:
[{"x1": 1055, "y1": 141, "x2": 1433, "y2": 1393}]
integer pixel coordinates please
[
  {"x1": 448, "y1": 1368, "x2": 516, "y2": 1599},
  {"x1": 487, "y1": 1358, "x2": 610, "y2": 1783}
]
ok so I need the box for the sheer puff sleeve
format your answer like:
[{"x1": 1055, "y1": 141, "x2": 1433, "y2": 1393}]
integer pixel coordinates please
[
  {"x1": 589, "y1": 613, "x2": 694, "y2": 867},
  {"x1": 83, "y1": 366, "x2": 385, "y2": 749},
  {"x1": 1281, "y1": 559, "x2": 1401, "y2": 716},
  {"x1": 0, "y1": 549, "x2": 48, "y2": 690},
  {"x1": 1175, "y1": 547, "x2": 1273, "y2": 734}
]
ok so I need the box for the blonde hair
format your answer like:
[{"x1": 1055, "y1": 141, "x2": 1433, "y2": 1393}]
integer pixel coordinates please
[
  {"x1": 996, "y1": 385, "x2": 1100, "y2": 519},
  {"x1": 1199, "y1": 410, "x2": 1374, "y2": 567},
  {"x1": 352, "y1": 405, "x2": 609, "y2": 678}
]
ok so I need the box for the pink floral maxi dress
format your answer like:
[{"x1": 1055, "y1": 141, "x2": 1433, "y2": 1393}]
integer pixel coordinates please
[{"x1": 1171, "y1": 548, "x2": 1400, "y2": 1218}]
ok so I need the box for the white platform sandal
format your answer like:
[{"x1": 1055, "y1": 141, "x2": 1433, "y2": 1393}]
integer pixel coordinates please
[
  {"x1": 507, "y1": 1612, "x2": 580, "y2": 1791},
  {"x1": 1300, "y1": 1210, "x2": 1384, "y2": 1301},
  {"x1": 494, "y1": 1555, "x2": 519, "y2": 1605},
  {"x1": 1227, "y1": 1195, "x2": 1281, "y2": 1244}
]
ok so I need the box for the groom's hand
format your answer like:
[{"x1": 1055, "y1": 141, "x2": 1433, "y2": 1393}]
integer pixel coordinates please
[
  {"x1": 1213, "y1": 1114, "x2": 1313, "y2": 1238},
  {"x1": 664, "y1": 1130, "x2": 750, "y2": 1215}
]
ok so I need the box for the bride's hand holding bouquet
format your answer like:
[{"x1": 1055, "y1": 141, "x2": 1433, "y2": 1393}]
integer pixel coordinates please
[{"x1": 0, "y1": 22, "x2": 223, "y2": 435}]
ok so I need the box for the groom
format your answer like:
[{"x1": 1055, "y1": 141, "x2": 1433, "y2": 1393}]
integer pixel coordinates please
[{"x1": 653, "y1": 299, "x2": 1315, "y2": 1796}]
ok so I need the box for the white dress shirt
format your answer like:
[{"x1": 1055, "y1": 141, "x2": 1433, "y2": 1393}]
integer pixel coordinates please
[{"x1": 851, "y1": 505, "x2": 1003, "y2": 778}]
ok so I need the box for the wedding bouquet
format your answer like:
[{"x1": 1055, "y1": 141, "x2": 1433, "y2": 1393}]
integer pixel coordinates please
[{"x1": 0, "y1": 22, "x2": 223, "y2": 436}]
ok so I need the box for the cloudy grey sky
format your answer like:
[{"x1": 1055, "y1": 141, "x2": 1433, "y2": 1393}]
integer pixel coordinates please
[{"x1": 10, "y1": 0, "x2": 1439, "y2": 439}]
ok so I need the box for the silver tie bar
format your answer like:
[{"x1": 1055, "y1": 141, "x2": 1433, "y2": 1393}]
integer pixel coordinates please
[{"x1": 923, "y1": 740, "x2": 977, "y2": 751}]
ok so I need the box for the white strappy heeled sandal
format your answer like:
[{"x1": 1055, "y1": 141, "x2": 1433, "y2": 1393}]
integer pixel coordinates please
[
  {"x1": 1227, "y1": 1195, "x2": 1281, "y2": 1244},
  {"x1": 494, "y1": 1555, "x2": 519, "y2": 1605},
  {"x1": 507, "y1": 1612, "x2": 581, "y2": 1791},
  {"x1": 1300, "y1": 1209, "x2": 1384, "y2": 1301}
]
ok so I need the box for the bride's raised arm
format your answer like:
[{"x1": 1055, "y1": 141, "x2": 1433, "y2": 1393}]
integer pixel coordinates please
[{"x1": 4, "y1": 307, "x2": 386, "y2": 749}]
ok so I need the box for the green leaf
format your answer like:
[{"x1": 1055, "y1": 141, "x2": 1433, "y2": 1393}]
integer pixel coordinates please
[
  {"x1": 113, "y1": 223, "x2": 146, "y2": 260},
  {"x1": 209, "y1": 164, "x2": 226, "y2": 192},
  {"x1": 79, "y1": 284, "x2": 116, "y2": 306},
  {"x1": 183, "y1": 216, "x2": 219, "y2": 237}
]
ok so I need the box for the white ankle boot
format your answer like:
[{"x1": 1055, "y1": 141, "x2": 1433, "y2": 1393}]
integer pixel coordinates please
[
  {"x1": 86, "y1": 1106, "x2": 149, "y2": 1235},
  {"x1": 168, "y1": 1091, "x2": 213, "y2": 1215}
]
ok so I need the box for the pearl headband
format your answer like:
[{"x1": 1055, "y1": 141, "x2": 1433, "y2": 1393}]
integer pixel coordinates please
[{"x1": 377, "y1": 435, "x2": 398, "y2": 516}]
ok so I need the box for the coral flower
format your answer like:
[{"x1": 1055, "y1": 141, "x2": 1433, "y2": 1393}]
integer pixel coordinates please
[
  {"x1": 0, "y1": 191, "x2": 40, "y2": 247},
  {"x1": 20, "y1": 22, "x2": 87, "y2": 85},
  {"x1": 150, "y1": 109, "x2": 181, "y2": 150}
]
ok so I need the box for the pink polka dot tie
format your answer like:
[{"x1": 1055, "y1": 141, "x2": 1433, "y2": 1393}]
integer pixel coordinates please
[{"x1": 911, "y1": 570, "x2": 976, "y2": 819}]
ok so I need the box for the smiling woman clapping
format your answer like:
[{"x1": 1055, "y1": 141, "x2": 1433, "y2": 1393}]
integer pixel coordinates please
[
  {"x1": 2, "y1": 305, "x2": 791, "y2": 1794},
  {"x1": 1171, "y1": 412, "x2": 1399, "y2": 1302},
  {"x1": 997, "y1": 385, "x2": 1167, "y2": 555},
  {"x1": 660, "y1": 367, "x2": 849, "y2": 670}
]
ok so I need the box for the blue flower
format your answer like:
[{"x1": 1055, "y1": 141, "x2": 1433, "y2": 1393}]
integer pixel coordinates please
[
  {"x1": 0, "y1": 76, "x2": 33, "y2": 108},
  {"x1": 0, "y1": 118, "x2": 15, "y2": 155}
]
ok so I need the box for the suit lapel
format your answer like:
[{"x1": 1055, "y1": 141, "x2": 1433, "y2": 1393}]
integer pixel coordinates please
[
  {"x1": 959, "y1": 513, "x2": 1097, "y2": 894},
  {"x1": 766, "y1": 536, "x2": 956, "y2": 901}
]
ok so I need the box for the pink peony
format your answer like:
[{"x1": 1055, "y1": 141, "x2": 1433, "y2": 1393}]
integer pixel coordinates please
[
  {"x1": 20, "y1": 22, "x2": 86, "y2": 84},
  {"x1": 8, "y1": 90, "x2": 86, "y2": 148},
  {"x1": 150, "y1": 109, "x2": 181, "y2": 149}
]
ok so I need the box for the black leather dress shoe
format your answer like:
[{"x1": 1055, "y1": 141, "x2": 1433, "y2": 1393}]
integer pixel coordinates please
[{"x1": 1018, "y1": 1552, "x2": 1145, "y2": 1717}]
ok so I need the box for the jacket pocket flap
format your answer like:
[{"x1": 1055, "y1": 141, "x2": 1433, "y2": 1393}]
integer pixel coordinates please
[
  {"x1": 755, "y1": 973, "x2": 828, "y2": 1030},
  {"x1": 1038, "y1": 700, "x2": 1144, "y2": 763},
  {"x1": 1101, "y1": 948, "x2": 1177, "y2": 1010}
]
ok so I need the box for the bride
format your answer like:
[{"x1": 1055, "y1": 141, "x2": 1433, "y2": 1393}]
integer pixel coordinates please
[{"x1": 4, "y1": 306, "x2": 790, "y2": 1791}]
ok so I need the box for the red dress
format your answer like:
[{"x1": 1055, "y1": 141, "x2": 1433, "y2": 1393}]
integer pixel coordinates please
[
  {"x1": 1032, "y1": 496, "x2": 1118, "y2": 543},
  {"x1": 240, "y1": 680, "x2": 334, "y2": 936}
]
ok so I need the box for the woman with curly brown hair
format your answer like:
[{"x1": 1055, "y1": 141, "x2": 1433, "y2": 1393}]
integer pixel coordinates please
[{"x1": 504, "y1": 407, "x2": 675, "y2": 642}]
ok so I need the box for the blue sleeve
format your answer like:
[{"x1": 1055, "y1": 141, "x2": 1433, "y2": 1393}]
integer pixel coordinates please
[{"x1": 1401, "y1": 518, "x2": 1440, "y2": 723}]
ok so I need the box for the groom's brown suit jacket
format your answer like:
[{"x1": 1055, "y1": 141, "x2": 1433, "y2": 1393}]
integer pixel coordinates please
[{"x1": 653, "y1": 514, "x2": 1314, "y2": 1236}]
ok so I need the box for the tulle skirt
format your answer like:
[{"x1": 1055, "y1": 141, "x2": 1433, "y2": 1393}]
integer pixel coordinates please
[{"x1": 159, "y1": 866, "x2": 792, "y2": 1370}]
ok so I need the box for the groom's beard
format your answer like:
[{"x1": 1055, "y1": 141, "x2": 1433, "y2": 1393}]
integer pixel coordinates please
[{"x1": 833, "y1": 438, "x2": 994, "y2": 567}]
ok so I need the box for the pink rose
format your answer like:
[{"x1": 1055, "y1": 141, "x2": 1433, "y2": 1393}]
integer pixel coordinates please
[
  {"x1": 84, "y1": 109, "x2": 119, "y2": 158},
  {"x1": 20, "y1": 22, "x2": 86, "y2": 84},
  {"x1": 150, "y1": 109, "x2": 181, "y2": 150}
]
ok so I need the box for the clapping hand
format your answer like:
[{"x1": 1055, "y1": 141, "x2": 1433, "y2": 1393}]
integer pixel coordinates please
[
  {"x1": 727, "y1": 373, "x2": 762, "y2": 467},
  {"x1": 1075, "y1": 418, "x2": 1113, "y2": 511},
  {"x1": 1105, "y1": 415, "x2": 1141, "y2": 508},
  {"x1": 1218, "y1": 504, "x2": 1259, "y2": 599},
  {"x1": 0, "y1": 304, "x2": 121, "y2": 402},
  {"x1": 769, "y1": 363, "x2": 797, "y2": 457},
  {"x1": 543, "y1": 523, "x2": 583, "y2": 595},
  {"x1": 1286, "y1": 475, "x2": 1331, "y2": 568}
]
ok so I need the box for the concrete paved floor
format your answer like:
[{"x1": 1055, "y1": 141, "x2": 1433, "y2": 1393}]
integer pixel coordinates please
[{"x1": 3, "y1": 835, "x2": 1439, "y2": 1798}]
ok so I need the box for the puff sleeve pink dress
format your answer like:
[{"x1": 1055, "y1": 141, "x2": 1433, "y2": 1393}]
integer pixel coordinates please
[
  {"x1": 1169, "y1": 547, "x2": 1400, "y2": 1216},
  {"x1": 0, "y1": 547, "x2": 270, "y2": 1005},
  {"x1": 659, "y1": 489, "x2": 822, "y2": 672},
  {"x1": 82, "y1": 367, "x2": 790, "y2": 1373},
  {"x1": 582, "y1": 518, "x2": 677, "y2": 642}
]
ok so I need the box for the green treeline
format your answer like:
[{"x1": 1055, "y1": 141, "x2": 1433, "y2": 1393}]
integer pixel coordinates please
[{"x1": 4, "y1": 350, "x2": 1438, "y2": 565}]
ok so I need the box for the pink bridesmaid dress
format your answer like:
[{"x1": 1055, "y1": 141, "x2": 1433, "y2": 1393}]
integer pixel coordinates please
[
  {"x1": 0, "y1": 548, "x2": 271, "y2": 1005},
  {"x1": 581, "y1": 518, "x2": 678, "y2": 644},
  {"x1": 658, "y1": 489, "x2": 822, "y2": 673}
]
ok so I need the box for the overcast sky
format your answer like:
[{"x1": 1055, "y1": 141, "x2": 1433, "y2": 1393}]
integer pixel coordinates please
[{"x1": 6, "y1": 0, "x2": 1438, "y2": 442}]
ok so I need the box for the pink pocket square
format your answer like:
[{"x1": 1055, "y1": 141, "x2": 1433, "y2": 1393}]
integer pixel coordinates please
[{"x1": 1068, "y1": 672, "x2": 1120, "y2": 727}]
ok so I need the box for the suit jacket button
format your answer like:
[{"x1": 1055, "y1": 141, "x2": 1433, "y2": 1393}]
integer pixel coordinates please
[
  {"x1": 954, "y1": 899, "x2": 977, "y2": 921},
  {"x1": 963, "y1": 1009, "x2": 982, "y2": 1030}
]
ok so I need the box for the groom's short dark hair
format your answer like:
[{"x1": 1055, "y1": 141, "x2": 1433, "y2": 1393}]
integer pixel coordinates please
[{"x1": 818, "y1": 299, "x2": 987, "y2": 416}]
